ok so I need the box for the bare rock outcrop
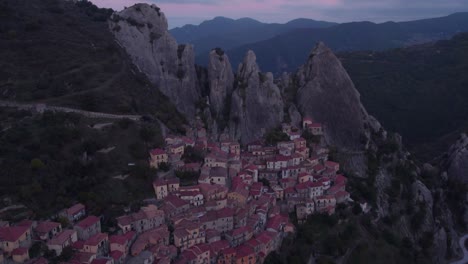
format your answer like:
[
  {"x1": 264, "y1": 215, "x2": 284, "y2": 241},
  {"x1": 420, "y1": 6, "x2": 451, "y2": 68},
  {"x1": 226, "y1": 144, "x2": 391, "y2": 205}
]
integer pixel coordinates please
[
  {"x1": 109, "y1": 4, "x2": 200, "y2": 118},
  {"x1": 445, "y1": 133, "x2": 468, "y2": 183},
  {"x1": 229, "y1": 50, "x2": 284, "y2": 144},
  {"x1": 296, "y1": 42, "x2": 369, "y2": 151},
  {"x1": 207, "y1": 49, "x2": 234, "y2": 119}
]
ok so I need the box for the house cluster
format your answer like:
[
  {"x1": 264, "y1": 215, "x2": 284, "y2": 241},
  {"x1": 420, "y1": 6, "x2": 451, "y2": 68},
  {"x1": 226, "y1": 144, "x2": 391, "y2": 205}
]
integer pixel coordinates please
[
  {"x1": 0, "y1": 117, "x2": 350, "y2": 264},
  {"x1": 1, "y1": 203, "x2": 114, "y2": 264},
  {"x1": 137, "y1": 117, "x2": 349, "y2": 263}
]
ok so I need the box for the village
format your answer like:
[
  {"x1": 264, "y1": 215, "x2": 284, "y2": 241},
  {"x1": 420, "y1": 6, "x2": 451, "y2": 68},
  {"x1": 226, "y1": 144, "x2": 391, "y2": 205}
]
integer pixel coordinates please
[{"x1": 0, "y1": 117, "x2": 351, "y2": 264}]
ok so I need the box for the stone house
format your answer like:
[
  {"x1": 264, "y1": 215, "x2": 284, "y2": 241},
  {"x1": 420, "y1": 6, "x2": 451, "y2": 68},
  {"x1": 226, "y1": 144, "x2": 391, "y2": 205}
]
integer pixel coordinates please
[
  {"x1": 47, "y1": 229, "x2": 78, "y2": 256},
  {"x1": 74, "y1": 216, "x2": 101, "y2": 241}
]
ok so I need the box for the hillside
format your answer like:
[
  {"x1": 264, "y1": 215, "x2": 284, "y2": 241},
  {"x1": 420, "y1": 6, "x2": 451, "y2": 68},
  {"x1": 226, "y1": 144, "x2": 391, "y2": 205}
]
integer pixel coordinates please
[
  {"x1": 339, "y1": 33, "x2": 468, "y2": 161},
  {"x1": 170, "y1": 16, "x2": 337, "y2": 59},
  {"x1": 0, "y1": 0, "x2": 186, "y2": 131},
  {"x1": 223, "y1": 12, "x2": 468, "y2": 73}
]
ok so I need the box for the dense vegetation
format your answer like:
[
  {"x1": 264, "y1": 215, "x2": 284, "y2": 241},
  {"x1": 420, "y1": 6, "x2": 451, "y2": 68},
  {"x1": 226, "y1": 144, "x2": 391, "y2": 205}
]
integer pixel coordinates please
[
  {"x1": 0, "y1": 108, "x2": 163, "y2": 221},
  {"x1": 224, "y1": 12, "x2": 468, "y2": 73},
  {"x1": 0, "y1": 0, "x2": 186, "y2": 132},
  {"x1": 340, "y1": 33, "x2": 468, "y2": 160}
]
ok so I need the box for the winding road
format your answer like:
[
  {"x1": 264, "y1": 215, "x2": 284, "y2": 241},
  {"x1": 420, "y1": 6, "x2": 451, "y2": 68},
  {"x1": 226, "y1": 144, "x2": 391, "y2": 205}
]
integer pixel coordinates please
[
  {"x1": 452, "y1": 234, "x2": 468, "y2": 264},
  {"x1": 0, "y1": 100, "x2": 141, "y2": 121}
]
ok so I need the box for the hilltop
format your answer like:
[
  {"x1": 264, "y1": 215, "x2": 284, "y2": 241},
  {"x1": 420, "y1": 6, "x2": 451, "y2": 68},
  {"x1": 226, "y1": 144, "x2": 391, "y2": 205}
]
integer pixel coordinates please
[{"x1": 221, "y1": 12, "x2": 468, "y2": 73}]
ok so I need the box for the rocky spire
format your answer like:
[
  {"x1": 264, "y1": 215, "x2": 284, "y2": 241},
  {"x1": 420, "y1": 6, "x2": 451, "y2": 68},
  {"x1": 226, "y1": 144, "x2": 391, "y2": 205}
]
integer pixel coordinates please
[
  {"x1": 296, "y1": 42, "x2": 370, "y2": 151},
  {"x1": 229, "y1": 50, "x2": 284, "y2": 144},
  {"x1": 443, "y1": 133, "x2": 468, "y2": 183},
  {"x1": 109, "y1": 4, "x2": 200, "y2": 119},
  {"x1": 207, "y1": 48, "x2": 234, "y2": 119}
]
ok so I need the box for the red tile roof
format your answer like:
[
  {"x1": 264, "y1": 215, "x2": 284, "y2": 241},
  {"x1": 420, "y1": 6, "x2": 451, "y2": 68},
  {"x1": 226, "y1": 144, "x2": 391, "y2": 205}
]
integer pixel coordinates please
[
  {"x1": 72, "y1": 240, "x2": 84, "y2": 250},
  {"x1": 208, "y1": 240, "x2": 230, "y2": 256},
  {"x1": 36, "y1": 221, "x2": 60, "y2": 234},
  {"x1": 75, "y1": 216, "x2": 99, "y2": 229},
  {"x1": 48, "y1": 230, "x2": 76, "y2": 246},
  {"x1": 109, "y1": 250, "x2": 123, "y2": 260},
  {"x1": 0, "y1": 226, "x2": 29, "y2": 242},
  {"x1": 12, "y1": 247, "x2": 28, "y2": 255},
  {"x1": 230, "y1": 226, "x2": 251, "y2": 237},
  {"x1": 150, "y1": 148, "x2": 166, "y2": 156},
  {"x1": 109, "y1": 231, "x2": 135, "y2": 245},
  {"x1": 236, "y1": 244, "x2": 254, "y2": 258},
  {"x1": 66, "y1": 203, "x2": 85, "y2": 217},
  {"x1": 308, "y1": 123, "x2": 322, "y2": 128},
  {"x1": 84, "y1": 233, "x2": 108, "y2": 247}
]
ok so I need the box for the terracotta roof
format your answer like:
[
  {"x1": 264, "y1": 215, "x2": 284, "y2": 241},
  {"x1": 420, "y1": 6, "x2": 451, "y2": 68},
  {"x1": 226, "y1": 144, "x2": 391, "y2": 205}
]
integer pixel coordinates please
[
  {"x1": 216, "y1": 208, "x2": 234, "y2": 218},
  {"x1": 229, "y1": 226, "x2": 251, "y2": 237},
  {"x1": 109, "y1": 231, "x2": 135, "y2": 245},
  {"x1": 335, "y1": 191, "x2": 350, "y2": 199},
  {"x1": 0, "y1": 226, "x2": 29, "y2": 242},
  {"x1": 75, "y1": 216, "x2": 99, "y2": 229},
  {"x1": 110, "y1": 250, "x2": 123, "y2": 260},
  {"x1": 308, "y1": 123, "x2": 322, "y2": 128},
  {"x1": 84, "y1": 233, "x2": 108, "y2": 247},
  {"x1": 245, "y1": 238, "x2": 260, "y2": 248},
  {"x1": 67, "y1": 203, "x2": 85, "y2": 216},
  {"x1": 335, "y1": 174, "x2": 347, "y2": 184},
  {"x1": 72, "y1": 252, "x2": 95, "y2": 263},
  {"x1": 165, "y1": 195, "x2": 189, "y2": 208},
  {"x1": 236, "y1": 244, "x2": 254, "y2": 258},
  {"x1": 208, "y1": 240, "x2": 230, "y2": 256},
  {"x1": 72, "y1": 240, "x2": 84, "y2": 250},
  {"x1": 48, "y1": 230, "x2": 76, "y2": 246},
  {"x1": 150, "y1": 148, "x2": 166, "y2": 156},
  {"x1": 36, "y1": 221, "x2": 60, "y2": 234},
  {"x1": 12, "y1": 247, "x2": 28, "y2": 255},
  {"x1": 221, "y1": 247, "x2": 236, "y2": 255}
]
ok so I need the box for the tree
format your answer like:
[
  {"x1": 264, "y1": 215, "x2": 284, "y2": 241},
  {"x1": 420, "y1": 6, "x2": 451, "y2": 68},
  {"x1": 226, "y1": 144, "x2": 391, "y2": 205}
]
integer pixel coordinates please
[
  {"x1": 139, "y1": 126, "x2": 155, "y2": 144},
  {"x1": 30, "y1": 158, "x2": 45, "y2": 170},
  {"x1": 352, "y1": 203, "x2": 362, "y2": 215},
  {"x1": 182, "y1": 146, "x2": 204, "y2": 163},
  {"x1": 265, "y1": 128, "x2": 289, "y2": 145}
]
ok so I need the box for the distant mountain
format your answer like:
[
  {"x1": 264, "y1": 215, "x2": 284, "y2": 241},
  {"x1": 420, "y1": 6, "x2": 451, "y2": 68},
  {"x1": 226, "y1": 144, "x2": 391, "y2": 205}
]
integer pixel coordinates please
[
  {"x1": 170, "y1": 16, "x2": 337, "y2": 58},
  {"x1": 339, "y1": 33, "x2": 468, "y2": 161},
  {"x1": 222, "y1": 12, "x2": 468, "y2": 73}
]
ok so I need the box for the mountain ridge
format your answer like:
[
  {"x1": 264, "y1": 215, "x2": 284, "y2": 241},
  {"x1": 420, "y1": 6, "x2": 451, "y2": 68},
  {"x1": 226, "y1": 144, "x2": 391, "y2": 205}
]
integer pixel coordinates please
[
  {"x1": 170, "y1": 16, "x2": 337, "y2": 59},
  {"x1": 220, "y1": 12, "x2": 468, "y2": 73}
]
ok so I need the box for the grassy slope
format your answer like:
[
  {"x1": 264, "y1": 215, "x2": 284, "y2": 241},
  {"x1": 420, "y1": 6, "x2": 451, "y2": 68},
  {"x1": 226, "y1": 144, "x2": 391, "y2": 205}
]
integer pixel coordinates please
[{"x1": 0, "y1": 0, "x2": 186, "y2": 131}]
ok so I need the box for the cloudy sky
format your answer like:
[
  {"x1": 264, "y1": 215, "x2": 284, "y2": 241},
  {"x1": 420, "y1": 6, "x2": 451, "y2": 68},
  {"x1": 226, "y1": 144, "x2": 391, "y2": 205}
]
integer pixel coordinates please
[{"x1": 92, "y1": 0, "x2": 468, "y2": 28}]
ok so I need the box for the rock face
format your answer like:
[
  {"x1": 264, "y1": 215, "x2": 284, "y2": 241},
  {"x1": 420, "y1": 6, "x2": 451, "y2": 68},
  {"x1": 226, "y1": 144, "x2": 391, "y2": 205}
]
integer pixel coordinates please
[
  {"x1": 229, "y1": 51, "x2": 284, "y2": 144},
  {"x1": 207, "y1": 49, "x2": 234, "y2": 119},
  {"x1": 445, "y1": 133, "x2": 468, "y2": 183},
  {"x1": 109, "y1": 4, "x2": 200, "y2": 118},
  {"x1": 296, "y1": 42, "x2": 369, "y2": 150}
]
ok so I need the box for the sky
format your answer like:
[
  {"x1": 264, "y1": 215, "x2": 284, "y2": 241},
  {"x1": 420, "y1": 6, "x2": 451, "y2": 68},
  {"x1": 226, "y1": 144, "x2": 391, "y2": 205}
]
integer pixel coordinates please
[{"x1": 92, "y1": 0, "x2": 468, "y2": 28}]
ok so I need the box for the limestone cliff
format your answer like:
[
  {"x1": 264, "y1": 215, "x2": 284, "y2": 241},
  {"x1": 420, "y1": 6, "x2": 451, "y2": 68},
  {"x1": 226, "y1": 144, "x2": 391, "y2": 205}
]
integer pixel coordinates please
[
  {"x1": 109, "y1": 4, "x2": 200, "y2": 118},
  {"x1": 207, "y1": 49, "x2": 234, "y2": 120},
  {"x1": 296, "y1": 42, "x2": 371, "y2": 151},
  {"x1": 444, "y1": 133, "x2": 468, "y2": 184},
  {"x1": 229, "y1": 51, "x2": 284, "y2": 144}
]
